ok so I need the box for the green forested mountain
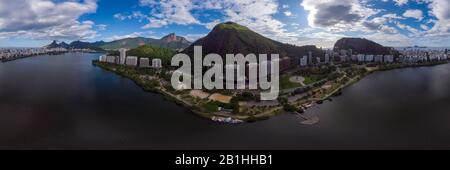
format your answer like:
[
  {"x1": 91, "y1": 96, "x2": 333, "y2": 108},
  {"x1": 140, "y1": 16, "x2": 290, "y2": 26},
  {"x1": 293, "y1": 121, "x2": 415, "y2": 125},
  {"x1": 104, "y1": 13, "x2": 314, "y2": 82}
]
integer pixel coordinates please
[
  {"x1": 100, "y1": 33, "x2": 191, "y2": 50},
  {"x1": 126, "y1": 45, "x2": 176, "y2": 65},
  {"x1": 100, "y1": 37, "x2": 160, "y2": 50},
  {"x1": 334, "y1": 38, "x2": 398, "y2": 55},
  {"x1": 183, "y1": 22, "x2": 324, "y2": 58},
  {"x1": 44, "y1": 33, "x2": 191, "y2": 51}
]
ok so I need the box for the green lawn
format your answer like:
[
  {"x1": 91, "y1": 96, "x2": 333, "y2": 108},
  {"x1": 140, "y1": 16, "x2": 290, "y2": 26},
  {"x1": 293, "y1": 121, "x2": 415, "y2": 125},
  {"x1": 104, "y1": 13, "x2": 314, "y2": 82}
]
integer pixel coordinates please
[
  {"x1": 303, "y1": 75, "x2": 323, "y2": 85},
  {"x1": 203, "y1": 102, "x2": 219, "y2": 113},
  {"x1": 280, "y1": 76, "x2": 303, "y2": 89}
]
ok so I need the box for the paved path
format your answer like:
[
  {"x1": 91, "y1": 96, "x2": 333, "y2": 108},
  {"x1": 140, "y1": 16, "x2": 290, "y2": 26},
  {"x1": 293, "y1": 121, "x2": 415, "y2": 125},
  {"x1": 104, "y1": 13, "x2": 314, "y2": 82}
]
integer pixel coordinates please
[{"x1": 289, "y1": 76, "x2": 306, "y2": 86}]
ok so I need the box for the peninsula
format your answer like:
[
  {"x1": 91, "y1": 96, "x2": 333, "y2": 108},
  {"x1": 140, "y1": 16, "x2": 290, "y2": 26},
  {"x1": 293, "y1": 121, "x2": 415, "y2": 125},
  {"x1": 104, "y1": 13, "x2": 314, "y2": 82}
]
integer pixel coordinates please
[{"x1": 90, "y1": 22, "x2": 450, "y2": 124}]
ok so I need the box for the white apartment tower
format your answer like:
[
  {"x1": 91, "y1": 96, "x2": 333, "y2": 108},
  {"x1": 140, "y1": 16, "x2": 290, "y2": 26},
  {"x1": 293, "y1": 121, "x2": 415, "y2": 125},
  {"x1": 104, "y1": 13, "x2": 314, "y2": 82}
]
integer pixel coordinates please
[
  {"x1": 140, "y1": 58, "x2": 150, "y2": 68},
  {"x1": 324, "y1": 54, "x2": 330, "y2": 63},
  {"x1": 152, "y1": 58, "x2": 162, "y2": 68},
  {"x1": 119, "y1": 48, "x2": 128, "y2": 65},
  {"x1": 300, "y1": 56, "x2": 308, "y2": 67},
  {"x1": 126, "y1": 56, "x2": 138, "y2": 66},
  {"x1": 308, "y1": 51, "x2": 313, "y2": 65}
]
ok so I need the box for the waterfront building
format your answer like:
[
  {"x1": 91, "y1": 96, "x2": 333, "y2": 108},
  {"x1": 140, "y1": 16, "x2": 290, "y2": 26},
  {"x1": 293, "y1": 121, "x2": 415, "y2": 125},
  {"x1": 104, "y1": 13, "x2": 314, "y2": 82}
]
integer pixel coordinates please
[
  {"x1": 119, "y1": 48, "x2": 127, "y2": 65},
  {"x1": 357, "y1": 54, "x2": 365, "y2": 62},
  {"x1": 300, "y1": 56, "x2": 308, "y2": 67},
  {"x1": 340, "y1": 55, "x2": 346, "y2": 62},
  {"x1": 152, "y1": 58, "x2": 162, "y2": 68},
  {"x1": 340, "y1": 49, "x2": 347, "y2": 57},
  {"x1": 374, "y1": 55, "x2": 383, "y2": 63},
  {"x1": 398, "y1": 55, "x2": 405, "y2": 63},
  {"x1": 351, "y1": 55, "x2": 358, "y2": 61},
  {"x1": 324, "y1": 54, "x2": 330, "y2": 63},
  {"x1": 365, "y1": 55, "x2": 374, "y2": 62},
  {"x1": 99, "y1": 55, "x2": 106, "y2": 62},
  {"x1": 140, "y1": 58, "x2": 150, "y2": 68},
  {"x1": 106, "y1": 56, "x2": 116, "y2": 64},
  {"x1": 384, "y1": 55, "x2": 394, "y2": 63},
  {"x1": 126, "y1": 56, "x2": 138, "y2": 66},
  {"x1": 308, "y1": 51, "x2": 313, "y2": 65},
  {"x1": 0, "y1": 47, "x2": 68, "y2": 62}
]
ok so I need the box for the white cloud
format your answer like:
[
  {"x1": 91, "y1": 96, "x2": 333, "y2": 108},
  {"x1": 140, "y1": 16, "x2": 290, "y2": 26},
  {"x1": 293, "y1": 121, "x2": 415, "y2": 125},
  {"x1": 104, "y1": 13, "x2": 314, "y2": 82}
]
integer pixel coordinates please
[
  {"x1": 284, "y1": 11, "x2": 293, "y2": 17},
  {"x1": 403, "y1": 9, "x2": 424, "y2": 21},
  {"x1": 139, "y1": 0, "x2": 200, "y2": 28},
  {"x1": 114, "y1": 11, "x2": 149, "y2": 22},
  {"x1": 113, "y1": 13, "x2": 128, "y2": 20},
  {"x1": 426, "y1": 0, "x2": 450, "y2": 35},
  {"x1": 420, "y1": 24, "x2": 430, "y2": 30},
  {"x1": 393, "y1": 0, "x2": 409, "y2": 6},
  {"x1": 294, "y1": 29, "x2": 346, "y2": 48},
  {"x1": 95, "y1": 0, "x2": 448, "y2": 48},
  {"x1": 382, "y1": 13, "x2": 406, "y2": 20},
  {"x1": 183, "y1": 34, "x2": 207, "y2": 42},
  {"x1": 203, "y1": 20, "x2": 222, "y2": 30},
  {"x1": 364, "y1": 32, "x2": 412, "y2": 47},
  {"x1": 135, "y1": 0, "x2": 293, "y2": 45},
  {"x1": 107, "y1": 32, "x2": 143, "y2": 41},
  {"x1": 301, "y1": 0, "x2": 378, "y2": 32},
  {"x1": 96, "y1": 24, "x2": 107, "y2": 31},
  {"x1": 106, "y1": 31, "x2": 157, "y2": 41},
  {"x1": 220, "y1": 0, "x2": 292, "y2": 42},
  {"x1": 0, "y1": 0, "x2": 98, "y2": 40}
]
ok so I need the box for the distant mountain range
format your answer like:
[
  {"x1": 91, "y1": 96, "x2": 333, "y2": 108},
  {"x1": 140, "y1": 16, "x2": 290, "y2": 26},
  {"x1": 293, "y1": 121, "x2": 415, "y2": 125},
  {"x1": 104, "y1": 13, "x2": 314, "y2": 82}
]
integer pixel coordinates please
[
  {"x1": 100, "y1": 33, "x2": 190, "y2": 50},
  {"x1": 45, "y1": 40, "x2": 68, "y2": 49},
  {"x1": 44, "y1": 33, "x2": 191, "y2": 51},
  {"x1": 44, "y1": 40, "x2": 106, "y2": 51},
  {"x1": 45, "y1": 22, "x2": 402, "y2": 61},
  {"x1": 334, "y1": 38, "x2": 398, "y2": 55},
  {"x1": 183, "y1": 22, "x2": 323, "y2": 59}
]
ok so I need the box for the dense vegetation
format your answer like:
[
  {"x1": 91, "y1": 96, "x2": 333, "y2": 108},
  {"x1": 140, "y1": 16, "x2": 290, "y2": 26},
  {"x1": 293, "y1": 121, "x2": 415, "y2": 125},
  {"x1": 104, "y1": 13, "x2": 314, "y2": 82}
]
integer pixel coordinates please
[
  {"x1": 100, "y1": 35, "x2": 190, "y2": 50},
  {"x1": 45, "y1": 33, "x2": 191, "y2": 51},
  {"x1": 126, "y1": 45, "x2": 176, "y2": 66},
  {"x1": 294, "y1": 65, "x2": 337, "y2": 85},
  {"x1": 183, "y1": 22, "x2": 324, "y2": 60},
  {"x1": 334, "y1": 38, "x2": 399, "y2": 56},
  {"x1": 280, "y1": 76, "x2": 302, "y2": 89}
]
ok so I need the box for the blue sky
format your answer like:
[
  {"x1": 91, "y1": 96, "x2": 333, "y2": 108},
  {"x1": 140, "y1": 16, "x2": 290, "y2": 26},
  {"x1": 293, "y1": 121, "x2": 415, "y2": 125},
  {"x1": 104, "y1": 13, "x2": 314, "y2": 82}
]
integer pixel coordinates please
[{"x1": 0, "y1": 0, "x2": 449, "y2": 48}]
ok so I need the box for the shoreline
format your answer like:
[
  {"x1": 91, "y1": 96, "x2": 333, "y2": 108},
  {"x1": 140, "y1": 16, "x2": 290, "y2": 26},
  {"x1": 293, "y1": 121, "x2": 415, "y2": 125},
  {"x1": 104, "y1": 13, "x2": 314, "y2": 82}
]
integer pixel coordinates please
[
  {"x1": 91, "y1": 61, "x2": 222, "y2": 122},
  {"x1": 1, "y1": 51, "x2": 68, "y2": 63},
  {"x1": 92, "y1": 60, "x2": 449, "y2": 123},
  {"x1": 1, "y1": 51, "x2": 103, "y2": 63},
  {"x1": 293, "y1": 61, "x2": 449, "y2": 114}
]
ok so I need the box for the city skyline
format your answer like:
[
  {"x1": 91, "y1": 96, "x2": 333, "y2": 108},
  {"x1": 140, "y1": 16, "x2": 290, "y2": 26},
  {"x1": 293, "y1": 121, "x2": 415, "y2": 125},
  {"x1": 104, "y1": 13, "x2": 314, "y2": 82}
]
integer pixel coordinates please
[{"x1": 0, "y1": 0, "x2": 449, "y2": 48}]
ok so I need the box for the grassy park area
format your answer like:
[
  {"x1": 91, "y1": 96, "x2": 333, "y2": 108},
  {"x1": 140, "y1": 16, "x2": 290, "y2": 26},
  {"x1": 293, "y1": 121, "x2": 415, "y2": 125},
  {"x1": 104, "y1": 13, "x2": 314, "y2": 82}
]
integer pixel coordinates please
[{"x1": 280, "y1": 76, "x2": 303, "y2": 89}]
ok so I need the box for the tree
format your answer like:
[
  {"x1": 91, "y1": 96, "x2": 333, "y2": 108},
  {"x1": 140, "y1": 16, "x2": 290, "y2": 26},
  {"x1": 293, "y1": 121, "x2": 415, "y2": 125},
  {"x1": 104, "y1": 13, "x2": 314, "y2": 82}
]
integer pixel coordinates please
[
  {"x1": 283, "y1": 104, "x2": 297, "y2": 112},
  {"x1": 278, "y1": 97, "x2": 288, "y2": 105}
]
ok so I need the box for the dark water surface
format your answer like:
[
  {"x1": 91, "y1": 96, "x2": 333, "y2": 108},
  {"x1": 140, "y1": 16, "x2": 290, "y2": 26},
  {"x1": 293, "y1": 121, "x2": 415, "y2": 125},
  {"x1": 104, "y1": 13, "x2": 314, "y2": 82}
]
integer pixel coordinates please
[{"x1": 1, "y1": 53, "x2": 450, "y2": 149}]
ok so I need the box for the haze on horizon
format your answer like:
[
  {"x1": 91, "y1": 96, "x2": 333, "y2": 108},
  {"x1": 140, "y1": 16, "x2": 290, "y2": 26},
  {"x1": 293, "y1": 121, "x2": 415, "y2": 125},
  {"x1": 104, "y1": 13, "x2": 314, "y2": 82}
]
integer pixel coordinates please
[{"x1": 0, "y1": 0, "x2": 449, "y2": 48}]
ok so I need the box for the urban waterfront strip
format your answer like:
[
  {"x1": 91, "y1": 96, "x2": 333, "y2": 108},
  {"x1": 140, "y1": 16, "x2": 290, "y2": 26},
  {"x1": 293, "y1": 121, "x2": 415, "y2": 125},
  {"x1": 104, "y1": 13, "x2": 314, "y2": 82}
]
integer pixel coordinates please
[{"x1": 93, "y1": 47, "x2": 449, "y2": 124}]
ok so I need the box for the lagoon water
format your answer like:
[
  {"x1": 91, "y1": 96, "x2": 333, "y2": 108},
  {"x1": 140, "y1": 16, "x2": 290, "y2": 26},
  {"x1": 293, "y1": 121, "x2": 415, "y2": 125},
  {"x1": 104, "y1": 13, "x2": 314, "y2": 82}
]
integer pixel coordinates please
[{"x1": 1, "y1": 53, "x2": 450, "y2": 149}]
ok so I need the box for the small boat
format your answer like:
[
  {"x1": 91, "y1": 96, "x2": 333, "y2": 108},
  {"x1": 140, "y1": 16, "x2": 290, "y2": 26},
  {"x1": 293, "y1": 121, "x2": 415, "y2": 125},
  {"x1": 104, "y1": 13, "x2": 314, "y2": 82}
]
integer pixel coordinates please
[{"x1": 211, "y1": 116, "x2": 244, "y2": 124}]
